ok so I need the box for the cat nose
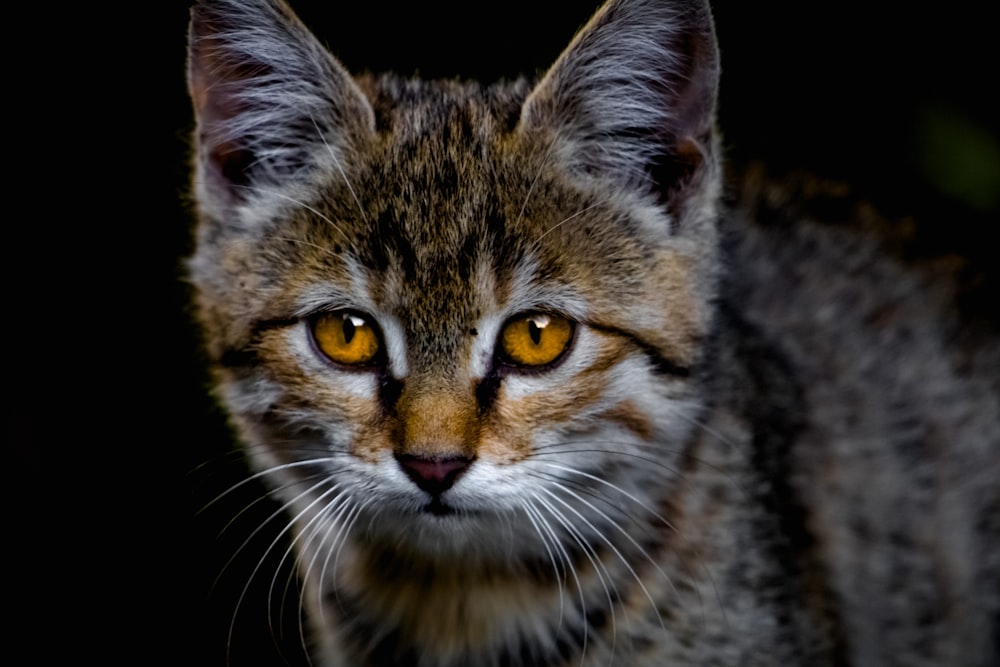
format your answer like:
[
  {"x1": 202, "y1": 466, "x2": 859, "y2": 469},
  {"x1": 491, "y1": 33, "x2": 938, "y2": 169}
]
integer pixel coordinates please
[{"x1": 395, "y1": 454, "x2": 473, "y2": 497}]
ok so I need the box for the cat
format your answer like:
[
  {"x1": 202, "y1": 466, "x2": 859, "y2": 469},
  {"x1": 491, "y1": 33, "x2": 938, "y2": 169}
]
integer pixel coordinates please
[{"x1": 185, "y1": 0, "x2": 999, "y2": 665}]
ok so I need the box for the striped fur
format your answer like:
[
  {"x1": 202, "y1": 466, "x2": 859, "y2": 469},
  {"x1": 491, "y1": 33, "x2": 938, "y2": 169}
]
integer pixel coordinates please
[{"x1": 186, "y1": 1, "x2": 999, "y2": 665}]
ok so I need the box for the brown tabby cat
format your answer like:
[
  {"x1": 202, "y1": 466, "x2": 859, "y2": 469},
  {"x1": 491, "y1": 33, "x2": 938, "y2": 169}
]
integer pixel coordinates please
[{"x1": 186, "y1": 0, "x2": 999, "y2": 664}]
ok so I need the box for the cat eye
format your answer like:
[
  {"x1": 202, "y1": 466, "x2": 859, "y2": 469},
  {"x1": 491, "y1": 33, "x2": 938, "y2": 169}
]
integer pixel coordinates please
[
  {"x1": 311, "y1": 311, "x2": 382, "y2": 367},
  {"x1": 498, "y1": 312, "x2": 574, "y2": 368}
]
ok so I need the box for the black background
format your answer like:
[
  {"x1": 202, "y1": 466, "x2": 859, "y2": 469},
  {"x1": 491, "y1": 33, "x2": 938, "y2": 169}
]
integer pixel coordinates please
[{"x1": 12, "y1": 1, "x2": 997, "y2": 664}]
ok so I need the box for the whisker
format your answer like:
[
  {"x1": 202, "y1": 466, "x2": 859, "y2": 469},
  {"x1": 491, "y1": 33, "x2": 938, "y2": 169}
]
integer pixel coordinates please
[
  {"x1": 315, "y1": 496, "x2": 376, "y2": 621},
  {"x1": 213, "y1": 472, "x2": 331, "y2": 594},
  {"x1": 524, "y1": 493, "x2": 593, "y2": 663},
  {"x1": 517, "y1": 497, "x2": 568, "y2": 633},
  {"x1": 530, "y1": 489, "x2": 621, "y2": 660},
  {"x1": 530, "y1": 437, "x2": 750, "y2": 501},
  {"x1": 514, "y1": 135, "x2": 559, "y2": 229},
  {"x1": 531, "y1": 440, "x2": 734, "y2": 630},
  {"x1": 270, "y1": 235, "x2": 346, "y2": 262},
  {"x1": 198, "y1": 457, "x2": 336, "y2": 515},
  {"x1": 226, "y1": 480, "x2": 346, "y2": 664},
  {"x1": 536, "y1": 483, "x2": 667, "y2": 647},
  {"x1": 542, "y1": 479, "x2": 673, "y2": 636},
  {"x1": 535, "y1": 200, "x2": 609, "y2": 246},
  {"x1": 670, "y1": 408, "x2": 743, "y2": 456},
  {"x1": 213, "y1": 471, "x2": 331, "y2": 543},
  {"x1": 213, "y1": 180, "x2": 353, "y2": 242},
  {"x1": 289, "y1": 492, "x2": 361, "y2": 651},
  {"x1": 534, "y1": 461, "x2": 681, "y2": 535},
  {"x1": 308, "y1": 110, "x2": 367, "y2": 224}
]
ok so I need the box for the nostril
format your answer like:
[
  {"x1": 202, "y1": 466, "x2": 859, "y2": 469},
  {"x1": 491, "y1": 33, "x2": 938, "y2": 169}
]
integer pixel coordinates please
[{"x1": 395, "y1": 454, "x2": 473, "y2": 496}]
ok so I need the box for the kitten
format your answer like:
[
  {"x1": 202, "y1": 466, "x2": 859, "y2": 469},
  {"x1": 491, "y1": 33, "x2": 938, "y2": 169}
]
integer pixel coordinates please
[{"x1": 186, "y1": 0, "x2": 999, "y2": 665}]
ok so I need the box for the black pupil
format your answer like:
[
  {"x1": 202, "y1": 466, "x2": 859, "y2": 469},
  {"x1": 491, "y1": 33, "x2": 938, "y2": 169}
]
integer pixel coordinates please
[
  {"x1": 528, "y1": 319, "x2": 542, "y2": 345},
  {"x1": 343, "y1": 316, "x2": 356, "y2": 344}
]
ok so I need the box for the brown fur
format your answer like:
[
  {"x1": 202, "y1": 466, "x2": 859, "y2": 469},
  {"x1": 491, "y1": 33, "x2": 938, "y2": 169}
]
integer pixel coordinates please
[{"x1": 186, "y1": 1, "x2": 998, "y2": 665}]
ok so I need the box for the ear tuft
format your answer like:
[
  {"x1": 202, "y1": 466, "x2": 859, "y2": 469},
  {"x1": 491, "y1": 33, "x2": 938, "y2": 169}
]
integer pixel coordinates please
[
  {"x1": 187, "y1": 0, "x2": 374, "y2": 215},
  {"x1": 520, "y1": 0, "x2": 719, "y2": 213}
]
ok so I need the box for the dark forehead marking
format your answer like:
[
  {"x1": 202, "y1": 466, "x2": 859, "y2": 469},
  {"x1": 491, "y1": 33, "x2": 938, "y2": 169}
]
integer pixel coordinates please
[
  {"x1": 351, "y1": 84, "x2": 533, "y2": 288},
  {"x1": 298, "y1": 76, "x2": 653, "y2": 369},
  {"x1": 307, "y1": 84, "x2": 535, "y2": 368}
]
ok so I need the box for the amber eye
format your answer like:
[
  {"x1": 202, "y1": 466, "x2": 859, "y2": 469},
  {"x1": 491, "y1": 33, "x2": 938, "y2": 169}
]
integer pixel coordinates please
[
  {"x1": 499, "y1": 312, "x2": 574, "y2": 368},
  {"x1": 311, "y1": 311, "x2": 381, "y2": 366}
]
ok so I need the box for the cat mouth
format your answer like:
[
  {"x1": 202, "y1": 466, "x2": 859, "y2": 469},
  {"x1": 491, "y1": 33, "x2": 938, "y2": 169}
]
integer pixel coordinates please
[
  {"x1": 418, "y1": 495, "x2": 484, "y2": 518},
  {"x1": 423, "y1": 497, "x2": 455, "y2": 516}
]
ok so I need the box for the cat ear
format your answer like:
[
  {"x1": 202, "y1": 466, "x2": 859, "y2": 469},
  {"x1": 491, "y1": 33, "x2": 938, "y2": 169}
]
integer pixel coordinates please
[
  {"x1": 519, "y1": 0, "x2": 719, "y2": 221},
  {"x1": 187, "y1": 0, "x2": 374, "y2": 217}
]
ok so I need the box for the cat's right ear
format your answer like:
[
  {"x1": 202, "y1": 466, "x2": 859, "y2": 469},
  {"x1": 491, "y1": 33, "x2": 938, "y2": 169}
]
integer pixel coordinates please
[{"x1": 187, "y1": 0, "x2": 374, "y2": 219}]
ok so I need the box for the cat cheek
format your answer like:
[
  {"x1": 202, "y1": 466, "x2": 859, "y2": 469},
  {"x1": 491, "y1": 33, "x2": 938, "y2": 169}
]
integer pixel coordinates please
[
  {"x1": 349, "y1": 425, "x2": 397, "y2": 465},
  {"x1": 484, "y1": 379, "x2": 608, "y2": 458},
  {"x1": 633, "y1": 249, "x2": 711, "y2": 365},
  {"x1": 596, "y1": 401, "x2": 657, "y2": 443},
  {"x1": 478, "y1": 429, "x2": 534, "y2": 465},
  {"x1": 253, "y1": 328, "x2": 386, "y2": 418}
]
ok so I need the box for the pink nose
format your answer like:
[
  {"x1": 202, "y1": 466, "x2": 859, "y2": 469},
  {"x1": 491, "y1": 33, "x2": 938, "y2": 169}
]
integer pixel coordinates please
[{"x1": 395, "y1": 454, "x2": 473, "y2": 496}]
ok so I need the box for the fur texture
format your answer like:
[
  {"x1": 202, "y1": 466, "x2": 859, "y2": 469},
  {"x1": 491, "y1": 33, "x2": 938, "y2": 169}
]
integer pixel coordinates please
[{"x1": 186, "y1": 1, "x2": 999, "y2": 665}]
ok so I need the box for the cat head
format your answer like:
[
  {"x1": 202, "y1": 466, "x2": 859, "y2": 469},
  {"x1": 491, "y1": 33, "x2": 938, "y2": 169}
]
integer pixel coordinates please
[{"x1": 187, "y1": 0, "x2": 720, "y2": 556}]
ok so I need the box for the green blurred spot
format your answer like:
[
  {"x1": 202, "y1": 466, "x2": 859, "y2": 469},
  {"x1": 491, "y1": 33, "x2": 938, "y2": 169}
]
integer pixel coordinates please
[{"x1": 916, "y1": 104, "x2": 1000, "y2": 212}]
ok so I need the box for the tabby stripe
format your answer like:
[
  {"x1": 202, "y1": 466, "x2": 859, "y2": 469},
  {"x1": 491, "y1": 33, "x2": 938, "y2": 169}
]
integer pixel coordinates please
[
  {"x1": 586, "y1": 321, "x2": 692, "y2": 378},
  {"x1": 218, "y1": 316, "x2": 298, "y2": 368},
  {"x1": 722, "y1": 304, "x2": 849, "y2": 664}
]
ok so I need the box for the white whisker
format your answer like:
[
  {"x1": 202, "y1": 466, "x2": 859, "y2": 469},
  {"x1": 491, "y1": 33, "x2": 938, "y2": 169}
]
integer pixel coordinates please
[
  {"x1": 542, "y1": 479, "x2": 673, "y2": 635},
  {"x1": 531, "y1": 489, "x2": 619, "y2": 661},
  {"x1": 308, "y1": 110, "x2": 367, "y2": 224},
  {"x1": 226, "y1": 479, "x2": 345, "y2": 664},
  {"x1": 535, "y1": 200, "x2": 610, "y2": 245},
  {"x1": 517, "y1": 497, "x2": 569, "y2": 633},
  {"x1": 222, "y1": 181, "x2": 352, "y2": 242},
  {"x1": 315, "y1": 495, "x2": 376, "y2": 619},
  {"x1": 271, "y1": 235, "x2": 345, "y2": 261},
  {"x1": 515, "y1": 136, "x2": 558, "y2": 229},
  {"x1": 199, "y1": 457, "x2": 337, "y2": 515},
  {"x1": 535, "y1": 461, "x2": 681, "y2": 535}
]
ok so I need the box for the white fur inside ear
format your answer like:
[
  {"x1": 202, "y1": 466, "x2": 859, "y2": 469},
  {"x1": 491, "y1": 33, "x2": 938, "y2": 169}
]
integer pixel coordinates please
[
  {"x1": 518, "y1": 0, "x2": 718, "y2": 196},
  {"x1": 188, "y1": 0, "x2": 375, "y2": 220}
]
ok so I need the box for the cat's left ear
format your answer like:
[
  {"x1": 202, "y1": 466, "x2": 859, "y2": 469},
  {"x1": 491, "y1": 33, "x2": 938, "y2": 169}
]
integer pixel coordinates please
[{"x1": 519, "y1": 0, "x2": 719, "y2": 227}]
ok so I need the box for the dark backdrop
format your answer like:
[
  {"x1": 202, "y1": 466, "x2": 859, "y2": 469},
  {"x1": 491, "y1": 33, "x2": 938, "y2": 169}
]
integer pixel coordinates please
[{"x1": 14, "y1": 1, "x2": 996, "y2": 664}]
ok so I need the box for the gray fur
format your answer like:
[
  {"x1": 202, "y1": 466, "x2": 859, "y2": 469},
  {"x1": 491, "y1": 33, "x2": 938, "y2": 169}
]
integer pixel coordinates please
[{"x1": 186, "y1": 1, "x2": 999, "y2": 665}]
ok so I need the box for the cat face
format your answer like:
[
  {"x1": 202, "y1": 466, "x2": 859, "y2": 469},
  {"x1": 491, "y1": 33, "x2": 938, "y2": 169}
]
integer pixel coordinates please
[{"x1": 188, "y1": 0, "x2": 720, "y2": 563}]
